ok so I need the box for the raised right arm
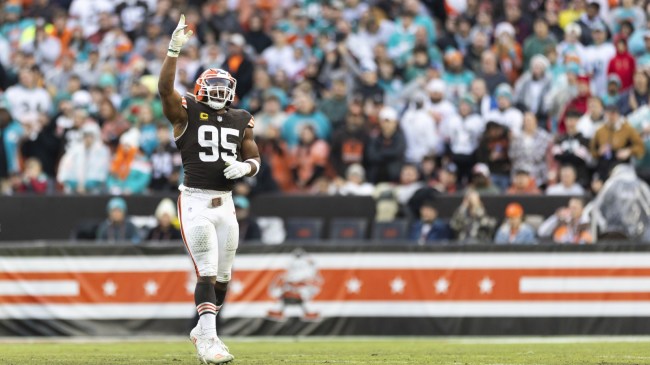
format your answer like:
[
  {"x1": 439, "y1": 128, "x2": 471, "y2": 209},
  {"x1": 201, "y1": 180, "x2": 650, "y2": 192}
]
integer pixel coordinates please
[{"x1": 158, "y1": 14, "x2": 192, "y2": 139}]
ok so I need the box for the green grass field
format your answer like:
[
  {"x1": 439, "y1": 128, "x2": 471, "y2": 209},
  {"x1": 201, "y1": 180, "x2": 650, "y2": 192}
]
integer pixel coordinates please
[{"x1": 1, "y1": 338, "x2": 650, "y2": 365}]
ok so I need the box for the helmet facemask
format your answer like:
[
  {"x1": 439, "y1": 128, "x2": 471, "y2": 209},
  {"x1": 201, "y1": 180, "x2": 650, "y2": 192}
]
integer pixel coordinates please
[{"x1": 197, "y1": 75, "x2": 236, "y2": 110}]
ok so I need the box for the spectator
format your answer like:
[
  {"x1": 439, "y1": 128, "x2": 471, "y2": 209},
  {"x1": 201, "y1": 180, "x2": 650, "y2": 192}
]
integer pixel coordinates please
[
  {"x1": 583, "y1": 22, "x2": 615, "y2": 95},
  {"x1": 409, "y1": 201, "x2": 452, "y2": 245},
  {"x1": 447, "y1": 95, "x2": 484, "y2": 185},
  {"x1": 514, "y1": 55, "x2": 553, "y2": 121},
  {"x1": 20, "y1": 112, "x2": 62, "y2": 179},
  {"x1": 494, "y1": 202, "x2": 537, "y2": 244},
  {"x1": 590, "y1": 103, "x2": 645, "y2": 179},
  {"x1": 220, "y1": 33, "x2": 254, "y2": 99},
  {"x1": 546, "y1": 165, "x2": 586, "y2": 195},
  {"x1": 244, "y1": 13, "x2": 273, "y2": 55},
  {"x1": 365, "y1": 106, "x2": 406, "y2": 184},
  {"x1": 149, "y1": 124, "x2": 182, "y2": 192},
  {"x1": 0, "y1": 104, "x2": 23, "y2": 194},
  {"x1": 106, "y1": 128, "x2": 152, "y2": 195},
  {"x1": 281, "y1": 91, "x2": 331, "y2": 147},
  {"x1": 476, "y1": 121, "x2": 511, "y2": 192},
  {"x1": 254, "y1": 93, "x2": 288, "y2": 137},
  {"x1": 477, "y1": 50, "x2": 508, "y2": 94},
  {"x1": 557, "y1": 23, "x2": 585, "y2": 66},
  {"x1": 507, "y1": 168, "x2": 542, "y2": 195},
  {"x1": 600, "y1": 75, "x2": 623, "y2": 112},
  {"x1": 608, "y1": 36, "x2": 636, "y2": 91},
  {"x1": 469, "y1": 161, "x2": 501, "y2": 196},
  {"x1": 441, "y1": 48, "x2": 474, "y2": 105},
  {"x1": 450, "y1": 189, "x2": 497, "y2": 244},
  {"x1": 13, "y1": 157, "x2": 49, "y2": 194},
  {"x1": 401, "y1": 94, "x2": 439, "y2": 164},
  {"x1": 290, "y1": 124, "x2": 329, "y2": 191},
  {"x1": 578, "y1": 96, "x2": 606, "y2": 139},
  {"x1": 147, "y1": 198, "x2": 182, "y2": 241},
  {"x1": 538, "y1": 197, "x2": 593, "y2": 244},
  {"x1": 394, "y1": 164, "x2": 424, "y2": 205},
  {"x1": 576, "y1": 2, "x2": 610, "y2": 46},
  {"x1": 330, "y1": 111, "x2": 367, "y2": 178},
  {"x1": 96, "y1": 197, "x2": 141, "y2": 244},
  {"x1": 4, "y1": 68, "x2": 52, "y2": 124},
  {"x1": 469, "y1": 78, "x2": 493, "y2": 117},
  {"x1": 491, "y1": 22, "x2": 523, "y2": 84},
  {"x1": 523, "y1": 18, "x2": 557, "y2": 70},
  {"x1": 552, "y1": 109, "x2": 593, "y2": 186},
  {"x1": 618, "y1": 69, "x2": 650, "y2": 116},
  {"x1": 609, "y1": 0, "x2": 646, "y2": 34},
  {"x1": 386, "y1": 10, "x2": 417, "y2": 68},
  {"x1": 485, "y1": 83, "x2": 523, "y2": 136},
  {"x1": 425, "y1": 79, "x2": 457, "y2": 152},
  {"x1": 258, "y1": 126, "x2": 294, "y2": 192},
  {"x1": 509, "y1": 112, "x2": 553, "y2": 187},
  {"x1": 504, "y1": 0, "x2": 532, "y2": 44},
  {"x1": 57, "y1": 122, "x2": 110, "y2": 194},
  {"x1": 464, "y1": 30, "x2": 489, "y2": 74},
  {"x1": 262, "y1": 28, "x2": 296, "y2": 77},
  {"x1": 318, "y1": 77, "x2": 349, "y2": 130},
  {"x1": 559, "y1": 73, "x2": 592, "y2": 134},
  {"x1": 430, "y1": 162, "x2": 459, "y2": 194},
  {"x1": 234, "y1": 195, "x2": 262, "y2": 242},
  {"x1": 329, "y1": 163, "x2": 374, "y2": 196}
]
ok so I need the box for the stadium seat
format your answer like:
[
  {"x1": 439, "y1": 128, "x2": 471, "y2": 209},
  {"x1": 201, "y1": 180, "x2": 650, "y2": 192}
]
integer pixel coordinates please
[
  {"x1": 328, "y1": 218, "x2": 368, "y2": 240},
  {"x1": 285, "y1": 218, "x2": 324, "y2": 241},
  {"x1": 371, "y1": 219, "x2": 409, "y2": 242}
]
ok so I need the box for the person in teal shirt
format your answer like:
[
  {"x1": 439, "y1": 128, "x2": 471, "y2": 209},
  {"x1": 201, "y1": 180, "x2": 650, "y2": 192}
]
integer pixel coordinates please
[{"x1": 281, "y1": 92, "x2": 331, "y2": 147}]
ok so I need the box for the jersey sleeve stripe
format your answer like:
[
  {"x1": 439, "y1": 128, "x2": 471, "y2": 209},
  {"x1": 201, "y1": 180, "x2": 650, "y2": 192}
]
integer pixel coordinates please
[
  {"x1": 247, "y1": 116, "x2": 255, "y2": 128},
  {"x1": 181, "y1": 96, "x2": 187, "y2": 109}
]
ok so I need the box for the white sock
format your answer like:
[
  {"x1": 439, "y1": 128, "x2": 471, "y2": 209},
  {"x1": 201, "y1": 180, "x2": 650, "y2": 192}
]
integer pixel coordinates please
[{"x1": 199, "y1": 313, "x2": 216, "y2": 335}]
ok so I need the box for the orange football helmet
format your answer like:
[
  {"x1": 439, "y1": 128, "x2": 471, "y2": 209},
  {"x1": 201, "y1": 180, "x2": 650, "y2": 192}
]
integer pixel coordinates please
[{"x1": 194, "y1": 68, "x2": 237, "y2": 110}]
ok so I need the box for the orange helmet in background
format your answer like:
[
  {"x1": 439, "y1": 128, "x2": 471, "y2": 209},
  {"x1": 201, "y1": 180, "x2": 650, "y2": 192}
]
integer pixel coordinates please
[{"x1": 194, "y1": 68, "x2": 237, "y2": 110}]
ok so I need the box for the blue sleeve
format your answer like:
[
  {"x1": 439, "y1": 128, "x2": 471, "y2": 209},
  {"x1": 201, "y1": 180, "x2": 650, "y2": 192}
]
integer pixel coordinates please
[{"x1": 494, "y1": 227, "x2": 508, "y2": 244}]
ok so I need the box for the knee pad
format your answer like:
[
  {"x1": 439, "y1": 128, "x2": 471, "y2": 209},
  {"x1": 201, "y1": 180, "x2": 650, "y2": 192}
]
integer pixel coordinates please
[{"x1": 190, "y1": 223, "x2": 213, "y2": 253}]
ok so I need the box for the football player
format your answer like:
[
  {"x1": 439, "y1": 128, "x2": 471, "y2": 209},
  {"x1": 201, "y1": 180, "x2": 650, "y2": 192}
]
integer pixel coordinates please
[{"x1": 158, "y1": 15, "x2": 261, "y2": 364}]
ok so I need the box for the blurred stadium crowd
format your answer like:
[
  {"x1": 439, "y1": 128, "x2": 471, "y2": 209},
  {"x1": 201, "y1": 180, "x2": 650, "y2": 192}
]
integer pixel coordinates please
[{"x1": 2, "y1": 0, "x2": 650, "y2": 244}]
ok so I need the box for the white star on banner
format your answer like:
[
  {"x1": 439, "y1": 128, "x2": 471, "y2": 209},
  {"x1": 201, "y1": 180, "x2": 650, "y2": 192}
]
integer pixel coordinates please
[
  {"x1": 434, "y1": 278, "x2": 450, "y2": 294},
  {"x1": 144, "y1": 280, "x2": 159, "y2": 296},
  {"x1": 102, "y1": 280, "x2": 117, "y2": 297},
  {"x1": 390, "y1": 277, "x2": 406, "y2": 294},
  {"x1": 479, "y1": 277, "x2": 494, "y2": 294},
  {"x1": 229, "y1": 280, "x2": 245, "y2": 295},
  {"x1": 345, "y1": 277, "x2": 362, "y2": 294}
]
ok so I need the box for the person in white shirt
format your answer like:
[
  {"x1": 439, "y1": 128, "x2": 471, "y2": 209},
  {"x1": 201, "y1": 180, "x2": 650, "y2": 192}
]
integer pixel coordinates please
[
  {"x1": 546, "y1": 165, "x2": 586, "y2": 195},
  {"x1": 401, "y1": 94, "x2": 440, "y2": 164},
  {"x1": 582, "y1": 22, "x2": 615, "y2": 96},
  {"x1": 329, "y1": 163, "x2": 375, "y2": 196},
  {"x1": 261, "y1": 28, "x2": 295, "y2": 76},
  {"x1": 394, "y1": 163, "x2": 424, "y2": 204},
  {"x1": 425, "y1": 78, "x2": 458, "y2": 153},
  {"x1": 4, "y1": 68, "x2": 52, "y2": 124},
  {"x1": 556, "y1": 22, "x2": 585, "y2": 65},
  {"x1": 448, "y1": 94, "x2": 485, "y2": 184},
  {"x1": 485, "y1": 83, "x2": 523, "y2": 136}
]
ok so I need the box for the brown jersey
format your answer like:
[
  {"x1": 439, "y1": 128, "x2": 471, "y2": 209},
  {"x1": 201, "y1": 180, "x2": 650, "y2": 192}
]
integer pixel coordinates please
[{"x1": 175, "y1": 93, "x2": 254, "y2": 191}]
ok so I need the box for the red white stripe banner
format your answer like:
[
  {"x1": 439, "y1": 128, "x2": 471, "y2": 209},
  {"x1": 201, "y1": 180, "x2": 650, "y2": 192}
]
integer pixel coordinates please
[{"x1": 2, "y1": 252, "x2": 650, "y2": 319}]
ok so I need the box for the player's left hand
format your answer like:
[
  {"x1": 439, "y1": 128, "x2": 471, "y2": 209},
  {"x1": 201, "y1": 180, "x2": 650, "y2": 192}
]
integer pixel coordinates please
[{"x1": 224, "y1": 161, "x2": 252, "y2": 180}]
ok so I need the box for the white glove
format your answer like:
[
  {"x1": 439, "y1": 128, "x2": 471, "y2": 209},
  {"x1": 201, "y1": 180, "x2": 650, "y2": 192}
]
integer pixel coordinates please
[
  {"x1": 168, "y1": 14, "x2": 193, "y2": 57},
  {"x1": 224, "y1": 161, "x2": 252, "y2": 180}
]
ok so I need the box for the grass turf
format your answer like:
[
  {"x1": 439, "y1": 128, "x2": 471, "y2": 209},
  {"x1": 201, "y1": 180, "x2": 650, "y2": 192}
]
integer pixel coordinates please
[{"x1": 1, "y1": 338, "x2": 650, "y2": 365}]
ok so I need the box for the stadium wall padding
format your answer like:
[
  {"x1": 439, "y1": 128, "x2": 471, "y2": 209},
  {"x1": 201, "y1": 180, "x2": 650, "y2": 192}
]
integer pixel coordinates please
[
  {"x1": 0, "y1": 194, "x2": 577, "y2": 240},
  {"x1": 1, "y1": 243, "x2": 649, "y2": 337}
]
